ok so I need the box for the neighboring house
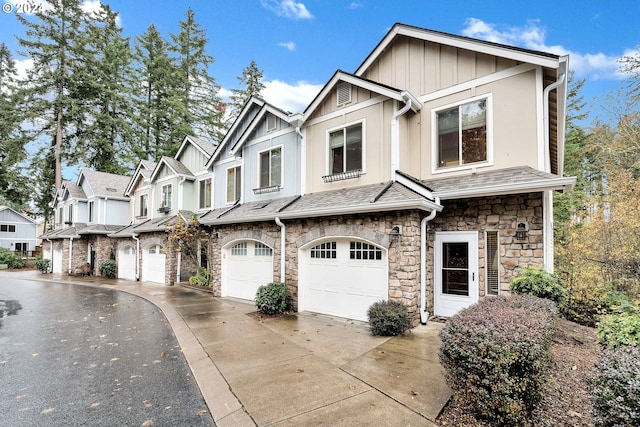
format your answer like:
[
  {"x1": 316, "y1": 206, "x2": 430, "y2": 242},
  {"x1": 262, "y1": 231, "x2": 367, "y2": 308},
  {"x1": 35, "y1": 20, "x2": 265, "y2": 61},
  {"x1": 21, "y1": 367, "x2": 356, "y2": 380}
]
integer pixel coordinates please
[
  {"x1": 41, "y1": 169, "x2": 130, "y2": 275},
  {"x1": 200, "y1": 96, "x2": 303, "y2": 300},
  {"x1": 0, "y1": 206, "x2": 38, "y2": 256},
  {"x1": 111, "y1": 136, "x2": 216, "y2": 284},
  {"x1": 189, "y1": 23, "x2": 575, "y2": 324}
]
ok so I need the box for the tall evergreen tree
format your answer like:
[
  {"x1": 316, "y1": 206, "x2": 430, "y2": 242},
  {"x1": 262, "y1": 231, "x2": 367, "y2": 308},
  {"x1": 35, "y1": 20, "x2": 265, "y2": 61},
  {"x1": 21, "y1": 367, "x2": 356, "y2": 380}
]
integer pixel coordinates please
[
  {"x1": 80, "y1": 3, "x2": 133, "y2": 174},
  {"x1": 16, "y1": 0, "x2": 89, "y2": 190},
  {"x1": 227, "y1": 59, "x2": 265, "y2": 126},
  {"x1": 170, "y1": 8, "x2": 224, "y2": 143},
  {"x1": 0, "y1": 43, "x2": 30, "y2": 209},
  {"x1": 132, "y1": 24, "x2": 181, "y2": 161}
]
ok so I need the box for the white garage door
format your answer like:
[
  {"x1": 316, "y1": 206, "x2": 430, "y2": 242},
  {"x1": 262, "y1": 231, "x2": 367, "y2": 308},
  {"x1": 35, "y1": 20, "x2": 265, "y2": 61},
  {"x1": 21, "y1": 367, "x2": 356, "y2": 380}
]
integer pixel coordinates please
[
  {"x1": 118, "y1": 245, "x2": 137, "y2": 281},
  {"x1": 141, "y1": 244, "x2": 165, "y2": 284},
  {"x1": 52, "y1": 245, "x2": 63, "y2": 274},
  {"x1": 223, "y1": 241, "x2": 274, "y2": 301},
  {"x1": 299, "y1": 239, "x2": 388, "y2": 322}
]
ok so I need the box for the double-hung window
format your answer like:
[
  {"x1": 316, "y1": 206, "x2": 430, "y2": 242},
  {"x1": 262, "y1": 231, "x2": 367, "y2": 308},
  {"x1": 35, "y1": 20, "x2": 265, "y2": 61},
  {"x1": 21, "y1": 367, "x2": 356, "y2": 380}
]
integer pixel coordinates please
[
  {"x1": 259, "y1": 147, "x2": 282, "y2": 188},
  {"x1": 139, "y1": 194, "x2": 148, "y2": 217},
  {"x1": 329, "y1": 123, "x2": 363, "y2": 174},
  {"x1": 199, "y1": 178, "x2": 212, "y2": 209},
  {"x1": 226, "y1": 166, "x2": 241, "y2": 203},
  {"x1": 436, "y1": 97, "x2": 489, "y2": 169},
  {"x1": 161, "y1": 184, "x2": 172, "y2": 209}
]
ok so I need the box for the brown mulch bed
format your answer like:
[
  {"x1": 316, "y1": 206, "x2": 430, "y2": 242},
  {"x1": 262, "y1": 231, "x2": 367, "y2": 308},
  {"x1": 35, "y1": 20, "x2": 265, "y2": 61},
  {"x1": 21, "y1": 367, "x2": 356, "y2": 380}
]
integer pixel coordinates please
[
  {"x1": 436, "y1": 318, "x2": 599, "y2": 426},
  {"x1": 246, "y1": 311, "x2": 291, "y2": 322}
]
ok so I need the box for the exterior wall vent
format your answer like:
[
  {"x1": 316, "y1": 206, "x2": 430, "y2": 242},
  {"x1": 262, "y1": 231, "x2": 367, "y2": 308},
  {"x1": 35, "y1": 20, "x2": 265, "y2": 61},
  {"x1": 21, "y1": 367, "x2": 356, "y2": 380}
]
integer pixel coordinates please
[{"x1": 337, "y1": 82, "x2": 351, "y2": 106}]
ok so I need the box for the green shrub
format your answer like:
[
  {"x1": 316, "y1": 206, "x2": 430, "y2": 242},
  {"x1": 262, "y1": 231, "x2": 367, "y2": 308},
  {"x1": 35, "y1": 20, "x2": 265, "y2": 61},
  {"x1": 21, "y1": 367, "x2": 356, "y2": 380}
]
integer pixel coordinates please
[
  {"x1": 598, "y1": 313, "x2": 640, "y2": 349},
  {"x1": 0, "y1": 247, "x2": 25, "y2": 268},
  {"x1": 591, "y1": 346, "x2": 640, "y2": 427},
  {"x1": 189, "y1": 268, "x2": 211, "y2": 286},
  {"x1": 255, "y1": 282, "x2": 289, "y2": 315},
  {"x1": 35, "y1": 257, "x2": 51, "y2": 273},
  {"x1": 367, "y1": 300, "x2": 411, "y2": 336},
  {"x1": 99, "y1": 259, "x2": 117, "y2": 278},
  {"x1": 438, "y1": 294, "x2": 558, "y2": 426},
  {"x1": 510, "y1": 266, "x2": 567, "y2": 305}
]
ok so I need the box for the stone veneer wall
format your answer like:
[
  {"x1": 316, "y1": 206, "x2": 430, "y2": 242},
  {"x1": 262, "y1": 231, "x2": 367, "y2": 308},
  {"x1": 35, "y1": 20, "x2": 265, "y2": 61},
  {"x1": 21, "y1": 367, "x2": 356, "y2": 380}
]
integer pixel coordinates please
[
  {"x1": 206, "y1": 211, "x2": 425, "y2": 326},
  {"x1": 430, "y1": 192, "x2": 545, "y2": 297}
]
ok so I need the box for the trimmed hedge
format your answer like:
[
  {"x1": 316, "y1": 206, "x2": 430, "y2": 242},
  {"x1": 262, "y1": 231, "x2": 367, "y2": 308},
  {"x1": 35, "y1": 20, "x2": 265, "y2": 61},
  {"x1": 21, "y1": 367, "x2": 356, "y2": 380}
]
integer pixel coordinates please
[
  {"x1": 438, "y1": 294, "x2": 558, "y2": 426},
  {"x1": 591, "y1": 346, "x2": 640, "y2": 427},
  {"x1": 255, "y1": 282, "x2": 289, "y2": 315},
  {"x1": 367, "y1": 300, "x2": 410, "y2": 336},
  {"x1": 510, "y1": 266, "x2": 567, "y2": 305}
]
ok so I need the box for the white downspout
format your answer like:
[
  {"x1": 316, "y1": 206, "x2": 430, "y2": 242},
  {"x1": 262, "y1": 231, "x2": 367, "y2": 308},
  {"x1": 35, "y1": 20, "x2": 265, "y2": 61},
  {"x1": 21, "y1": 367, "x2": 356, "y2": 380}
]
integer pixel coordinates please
[
  {"x1": 275, "y1": 217, "x2": 286, "y2": 283},
  {"x1": 132, "y1": 233, "x2": 140, "y2": 281},
  {"x1": 542, "y1": 73, "x2": 566, "y2": 272},
  {"x1": 543, "y1": 73, "x2": 566, "y2": 173},
  {"x1": 46, "y1": 238, "x2": 53, "y2": 273},
  {"x1": 391, "y1": 98, "x2": 413, "y2": 180},
  {"x1": 420, "y1": 197, "x2": 440, "y2": 324},
  {"x1": 68, "y1": 237, "x2": 74, "y2": 274},
  {"x1": 296, "y1": 127, "x2": 306, "y2": 195}
]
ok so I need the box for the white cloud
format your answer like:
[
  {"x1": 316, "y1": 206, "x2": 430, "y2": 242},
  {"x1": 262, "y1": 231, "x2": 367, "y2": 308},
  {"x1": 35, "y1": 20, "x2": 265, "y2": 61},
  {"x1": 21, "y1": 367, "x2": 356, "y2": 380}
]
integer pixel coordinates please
[
  {"x1": 260, "y1": 0, "x2": 313, "y2": 20},
  {"x1": 14, "y1": 58, "x2": 33, "y2": 81},
  {"x1": 461, "y1": 18, "x2": 626, "y2": 81},
  {"x1": 262, "y1": 80, "x2": 322, "y2": 113},
  {"x1": 81, "y1": 0, "x2": 122, "y2": 26},
  {"x1": 278, "y1": 41, "x2": 296, "y2": 51},
  {"x1": 348, "y1": 2, "x2": 363, "y2": 9}
]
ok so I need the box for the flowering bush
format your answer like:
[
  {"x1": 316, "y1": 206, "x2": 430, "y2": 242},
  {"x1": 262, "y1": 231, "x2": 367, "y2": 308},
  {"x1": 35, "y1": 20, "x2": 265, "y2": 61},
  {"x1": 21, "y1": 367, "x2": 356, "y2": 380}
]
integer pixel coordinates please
[{"x1": 438, "y1": 295, "x2": 558, "y2": 426}]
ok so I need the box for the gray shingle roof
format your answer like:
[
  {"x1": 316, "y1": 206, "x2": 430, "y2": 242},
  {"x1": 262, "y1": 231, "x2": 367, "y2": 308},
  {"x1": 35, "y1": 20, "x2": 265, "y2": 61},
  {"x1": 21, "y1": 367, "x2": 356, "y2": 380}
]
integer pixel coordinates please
[
  {"x1": 188, "y1": 136, "x2": 216, "y2": 156},
  {"x1": 159, "y1": 157, "x2": 195, "y2": 178},
  {"x1": 200, "y1": 196, "x2": 301, "y2": 225},
  {"x1": 422, "y1": 166, "x2": 576, "y2": 199},
  {"x1": 81, "y1": 169, "x2": 131, "y2": 198},
  {"x1": 62, "y1": 180, "x2": 87, "y2": 200}
]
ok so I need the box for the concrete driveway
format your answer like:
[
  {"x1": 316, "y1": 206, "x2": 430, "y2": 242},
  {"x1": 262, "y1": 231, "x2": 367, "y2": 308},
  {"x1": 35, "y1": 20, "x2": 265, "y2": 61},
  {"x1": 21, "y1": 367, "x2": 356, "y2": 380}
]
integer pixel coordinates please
[{"x1": 2, "y1": 271, "x2": 451, "y2": 426}]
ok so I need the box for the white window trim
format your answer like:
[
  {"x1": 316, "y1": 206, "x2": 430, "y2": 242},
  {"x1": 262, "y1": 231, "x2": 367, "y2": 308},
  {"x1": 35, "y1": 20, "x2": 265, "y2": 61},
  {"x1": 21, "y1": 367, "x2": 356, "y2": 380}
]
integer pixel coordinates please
[
  {"x1": 225, "y1": 165, "x2": 242, "y2": 205},
  {"x1": 325, "y1": 119, "x2": 366, "y2": 176},
  {"x1": 257, "y1": 144, "x2": 284, "y2": 189},
  {"x1": 161, "y1": 184, "x2": 172, "y2": 209},
  {"x1": 431, "y1": 94, "x2": 493, "y2": 175},
  {"x1": 198, "y1": 177, "x2": 212, "y2": 210}
]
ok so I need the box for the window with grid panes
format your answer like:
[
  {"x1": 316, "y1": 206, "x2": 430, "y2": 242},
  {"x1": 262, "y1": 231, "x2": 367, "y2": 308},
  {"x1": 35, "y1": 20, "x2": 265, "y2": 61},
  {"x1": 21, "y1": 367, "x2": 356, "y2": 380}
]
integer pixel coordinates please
[
  {"x1": 349, "y1": 241, "x2": 382, "y2": 260},
  {"x1": 310, "y1": 241, "x2": 337, "y2": 259},
  {"x1": 254, "y1": 242, "x2": 273, "y2": 256},
  {"x1": 231, "y1": 242, "x2": 247, "y2": 256}
]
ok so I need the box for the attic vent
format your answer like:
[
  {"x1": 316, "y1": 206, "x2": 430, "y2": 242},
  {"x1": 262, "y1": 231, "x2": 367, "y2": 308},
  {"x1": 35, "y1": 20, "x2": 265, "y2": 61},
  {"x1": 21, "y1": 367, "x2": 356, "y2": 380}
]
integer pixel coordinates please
[
  {"x1": 106, "y1": 188, "x2": 118, "y2": 192},
  {"x1": 266, "y1": 113, "x2": 277, "y2": 132},
  {"x1": 337, "y1": 82, "x2": 351, "y2": 106}
]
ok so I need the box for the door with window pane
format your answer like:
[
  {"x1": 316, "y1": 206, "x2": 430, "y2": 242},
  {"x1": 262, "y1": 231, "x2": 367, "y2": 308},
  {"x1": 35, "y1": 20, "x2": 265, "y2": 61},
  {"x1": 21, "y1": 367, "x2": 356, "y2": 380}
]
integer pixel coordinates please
[{"x1": 434, "y1": 232, "x2": 478, "y2": 317}]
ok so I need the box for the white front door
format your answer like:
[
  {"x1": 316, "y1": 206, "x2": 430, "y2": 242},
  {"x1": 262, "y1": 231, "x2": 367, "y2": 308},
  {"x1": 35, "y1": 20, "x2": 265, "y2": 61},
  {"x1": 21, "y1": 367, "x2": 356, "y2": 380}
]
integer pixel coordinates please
[{"x1": 434, "y1": 231, "x2": 478, "y2": 317}]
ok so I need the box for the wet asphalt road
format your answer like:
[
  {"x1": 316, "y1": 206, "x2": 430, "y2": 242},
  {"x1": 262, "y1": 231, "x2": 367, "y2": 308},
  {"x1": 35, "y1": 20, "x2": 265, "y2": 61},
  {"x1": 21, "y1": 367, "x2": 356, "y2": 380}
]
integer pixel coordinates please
[{"x1": 0, "y1": 278, "x2": 215, "y2": 427}]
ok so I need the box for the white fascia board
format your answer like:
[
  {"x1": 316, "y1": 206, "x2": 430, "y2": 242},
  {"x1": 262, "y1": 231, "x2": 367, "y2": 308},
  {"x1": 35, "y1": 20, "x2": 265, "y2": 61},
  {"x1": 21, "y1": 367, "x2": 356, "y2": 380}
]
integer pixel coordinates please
[
  {"x1": 207, "y1": 97, "x2": 267, "y2": 168},
  {"x1": 304, "y1": 95, "x2": 387, "y2": 127},
  {"x1": 434, "y1": 177, "x2": 576, "y2": 200},
  {"x1": 395, "y1": 173, "x2": 435, "y2": 200}
]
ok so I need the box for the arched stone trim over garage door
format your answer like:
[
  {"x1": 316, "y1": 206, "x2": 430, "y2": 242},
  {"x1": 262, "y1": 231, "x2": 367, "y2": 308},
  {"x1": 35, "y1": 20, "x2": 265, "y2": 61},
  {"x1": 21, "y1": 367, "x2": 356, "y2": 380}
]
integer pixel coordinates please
[
  {"x1": 298, "y1": 234, "x2": 388, "y2": 322},
  {"x1": 296, "y1": 224, "x2": 391, "y2": 250},
  {"x1": 221, "y1": 237, "x2": 275, "y2": 301}
]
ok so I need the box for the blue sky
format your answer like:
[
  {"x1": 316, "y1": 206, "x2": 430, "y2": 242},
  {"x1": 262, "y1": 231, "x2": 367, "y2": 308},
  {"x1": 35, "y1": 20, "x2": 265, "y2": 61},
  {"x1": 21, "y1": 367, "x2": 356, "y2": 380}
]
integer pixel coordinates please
[{"x1": 3, "y1": 0, "x2": 640, "y2": 117}]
